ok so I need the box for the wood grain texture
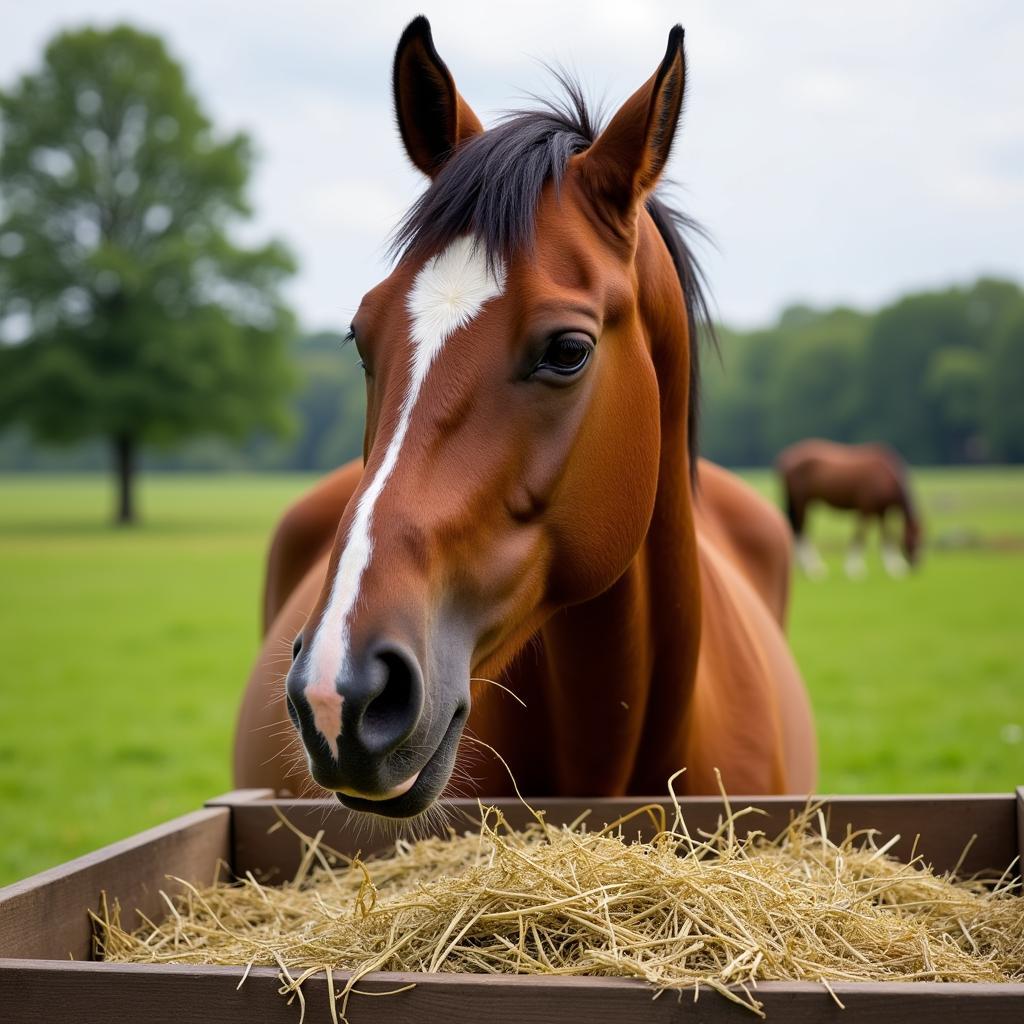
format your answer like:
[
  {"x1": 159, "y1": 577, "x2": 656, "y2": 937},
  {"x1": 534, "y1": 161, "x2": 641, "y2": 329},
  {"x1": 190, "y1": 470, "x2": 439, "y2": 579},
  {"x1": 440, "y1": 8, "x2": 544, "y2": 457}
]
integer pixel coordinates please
[
  {"x1": 227, "y1": 793, "x2": 1021, "y2": 883},
  {"x1": 1016, "y1": 787, "x2": 1024, "y2": 877},
  {"x1": 0, "y1": 807, "x2": 230, "y2": 961},
  {"x1": 1, "y1": 962, "x2": 1022, "y2": 1024},
  {"x1": 203, "y1": 788, "x2": 276, "y2": 807}
]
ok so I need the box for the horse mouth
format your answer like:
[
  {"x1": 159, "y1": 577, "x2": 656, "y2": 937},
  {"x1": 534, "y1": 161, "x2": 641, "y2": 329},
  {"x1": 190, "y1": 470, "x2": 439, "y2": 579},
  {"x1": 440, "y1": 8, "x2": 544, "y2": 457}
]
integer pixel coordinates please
[{"x1": 334, "y1": 706, "x2": 467, "y2": 818}]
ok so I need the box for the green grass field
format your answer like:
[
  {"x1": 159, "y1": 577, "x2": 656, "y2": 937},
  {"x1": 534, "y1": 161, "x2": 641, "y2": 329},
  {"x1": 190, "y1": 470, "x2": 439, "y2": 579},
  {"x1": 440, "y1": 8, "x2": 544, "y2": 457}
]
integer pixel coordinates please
[{"x1": 1, "y1": 469, "x2": 1021, "y2": 885}]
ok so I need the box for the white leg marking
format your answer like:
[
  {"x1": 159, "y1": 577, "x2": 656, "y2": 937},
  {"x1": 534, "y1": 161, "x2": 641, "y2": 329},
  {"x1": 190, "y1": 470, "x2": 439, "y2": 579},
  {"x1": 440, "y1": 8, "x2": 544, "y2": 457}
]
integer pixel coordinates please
[
  {"x1": 844, "y1": 541, "x2": 867, "y2": 580},
  {"x1": 882, "y1": 542, "x2": 908, "y2": 578},
  {"x1": 796, "y1": 536, "x2": 828, "y2": 580},
  {"x1": 305, "y1": 237, "x2": 505, "y2": 756}
]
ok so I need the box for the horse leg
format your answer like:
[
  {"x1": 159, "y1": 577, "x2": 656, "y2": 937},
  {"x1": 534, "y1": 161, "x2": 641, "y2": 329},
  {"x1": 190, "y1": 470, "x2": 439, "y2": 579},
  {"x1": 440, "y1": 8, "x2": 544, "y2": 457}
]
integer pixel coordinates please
[
  {"x1": 790, "y1": 501, "x2": 827, "y2": 580},
  {"x1": 844, "y1": 515, "x2": 868, "y2": 579},
  {"x1": 881, "y1": 510, "x2": 909, "y2": 577}
]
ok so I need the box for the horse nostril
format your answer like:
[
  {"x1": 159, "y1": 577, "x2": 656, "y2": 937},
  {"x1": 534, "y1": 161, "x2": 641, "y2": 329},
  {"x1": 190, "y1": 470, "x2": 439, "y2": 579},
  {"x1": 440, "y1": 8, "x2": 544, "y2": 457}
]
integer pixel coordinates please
[
  {"x1": 292, "y1": 633, "x2": 303, "y2": 660},
  {"x1": 344, "y1": 644, "x2": 423, "y2": 756},
  {"x1": 364, "y1": 649, "x2": 415, "y2": 731}
]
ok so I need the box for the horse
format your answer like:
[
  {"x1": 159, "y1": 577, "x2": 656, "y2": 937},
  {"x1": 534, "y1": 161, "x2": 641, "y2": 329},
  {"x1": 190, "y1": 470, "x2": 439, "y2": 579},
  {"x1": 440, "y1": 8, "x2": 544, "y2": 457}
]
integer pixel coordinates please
[
  {"x1": 233, "y1": 17, "x2": 816, "y2": 817},
  {"x1": 775, "y1": 439, "x2": 922, "y2": 579}
]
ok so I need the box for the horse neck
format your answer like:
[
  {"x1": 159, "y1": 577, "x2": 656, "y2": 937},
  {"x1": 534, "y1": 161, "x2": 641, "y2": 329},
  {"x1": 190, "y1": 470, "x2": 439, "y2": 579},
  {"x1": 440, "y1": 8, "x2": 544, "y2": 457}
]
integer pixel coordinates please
[{"x1": 537, "y1": 219, "x2": 702, "y2": 794}]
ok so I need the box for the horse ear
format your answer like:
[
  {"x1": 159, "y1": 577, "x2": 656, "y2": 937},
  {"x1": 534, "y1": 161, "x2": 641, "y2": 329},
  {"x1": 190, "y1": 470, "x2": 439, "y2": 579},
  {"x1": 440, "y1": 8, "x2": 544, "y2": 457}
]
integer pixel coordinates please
[
  {"x1": 392, "y1": 16, "x2": 484, "y2": 177},
  {"x1": 582, "y1": 25, "x2": 686, "y2": 215}
]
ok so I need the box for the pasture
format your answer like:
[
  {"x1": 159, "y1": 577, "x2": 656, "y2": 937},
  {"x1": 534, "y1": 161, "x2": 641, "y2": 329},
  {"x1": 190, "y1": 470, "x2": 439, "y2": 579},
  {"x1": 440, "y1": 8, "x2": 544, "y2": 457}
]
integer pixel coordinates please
[{"x1": 1, "y1": 468, "x2": 1021, "y2": 885}]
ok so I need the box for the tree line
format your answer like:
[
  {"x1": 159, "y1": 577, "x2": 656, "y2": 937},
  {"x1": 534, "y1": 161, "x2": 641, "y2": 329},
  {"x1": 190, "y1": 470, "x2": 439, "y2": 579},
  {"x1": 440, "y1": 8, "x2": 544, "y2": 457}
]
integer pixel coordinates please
[
  {"x1": 701, "y1": 277, "x2": 1024, "y2": 467},
  {"x1": 6, "y1": 275, "x2": 1022, "y2": 483}
]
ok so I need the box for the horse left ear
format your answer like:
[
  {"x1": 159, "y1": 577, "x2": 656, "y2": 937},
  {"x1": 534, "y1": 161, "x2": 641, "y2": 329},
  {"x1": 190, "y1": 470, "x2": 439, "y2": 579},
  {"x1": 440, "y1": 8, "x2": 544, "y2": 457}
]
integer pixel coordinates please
[
  {"x1": 392, "y1": 16, "x2": 484, "y2": 177},
  {"x1": 582, "y1": 25, "x2": 686, "y2": 216}
]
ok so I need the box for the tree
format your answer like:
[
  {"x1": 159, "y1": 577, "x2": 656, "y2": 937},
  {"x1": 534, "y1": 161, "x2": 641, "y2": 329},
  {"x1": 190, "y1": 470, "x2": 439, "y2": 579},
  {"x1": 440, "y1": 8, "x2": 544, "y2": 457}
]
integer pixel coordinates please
[
  {"x1": 860, "y1": 291, "x2": 974, "y2": 463},
  {"x1": 985, "y1": 305, "x2": 1024, "y2": 462},
  {"x1": 286, "y1": 333, "x2": 366, "y2": 471},
  {"x1": 765, "y1": 308, "x2": 867, "y2": 452},
  {"x1": 924, "y1": 347, "x2": 986, "y2": 461},
  {"x1": 0, "y1": 25, "x2": 296, "y2": 523},
  {"x1": 701, "y1": 328, "x2": 768, "y2": 466}
]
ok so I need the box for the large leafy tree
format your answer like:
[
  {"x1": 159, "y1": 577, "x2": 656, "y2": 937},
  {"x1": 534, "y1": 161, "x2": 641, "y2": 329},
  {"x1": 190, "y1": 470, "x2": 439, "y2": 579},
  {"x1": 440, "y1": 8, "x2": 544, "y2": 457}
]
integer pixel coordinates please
[{"x1": 0, "y1": 25, "x2": 296, "y2": 522}]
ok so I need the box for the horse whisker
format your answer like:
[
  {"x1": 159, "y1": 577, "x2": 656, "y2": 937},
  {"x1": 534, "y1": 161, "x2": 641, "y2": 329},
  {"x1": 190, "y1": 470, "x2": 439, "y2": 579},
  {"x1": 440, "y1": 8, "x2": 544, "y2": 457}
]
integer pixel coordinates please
[{"x1": 470, "y1": 676, "x2": 526, "y2": 708}]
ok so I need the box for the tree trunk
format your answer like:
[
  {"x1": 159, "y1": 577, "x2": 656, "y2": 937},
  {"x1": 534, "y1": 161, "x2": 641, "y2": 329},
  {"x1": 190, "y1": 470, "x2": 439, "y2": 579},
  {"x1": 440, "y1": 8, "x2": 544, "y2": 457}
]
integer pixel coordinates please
[{"x1": 113, "y1": 434, "x2": 137, "y2": 526}]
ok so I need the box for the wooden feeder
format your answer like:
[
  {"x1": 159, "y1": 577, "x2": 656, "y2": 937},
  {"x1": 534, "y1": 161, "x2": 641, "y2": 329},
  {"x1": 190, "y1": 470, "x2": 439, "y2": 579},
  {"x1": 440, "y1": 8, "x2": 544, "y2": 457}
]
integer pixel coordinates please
[{"x1": 2, "y1": 789, "x2": 1023, "y2": 1022}]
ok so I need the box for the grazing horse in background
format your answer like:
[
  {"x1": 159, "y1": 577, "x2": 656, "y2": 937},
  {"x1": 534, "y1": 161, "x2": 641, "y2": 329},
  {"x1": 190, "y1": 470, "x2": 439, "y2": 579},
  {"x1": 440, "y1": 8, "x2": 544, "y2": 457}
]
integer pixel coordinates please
[
  {"x1": 233, "y1": 17, "x2": 816, "y2": 816},
  {"x1": 776, "y1": 439, "x2": 922, "y2": 579}
]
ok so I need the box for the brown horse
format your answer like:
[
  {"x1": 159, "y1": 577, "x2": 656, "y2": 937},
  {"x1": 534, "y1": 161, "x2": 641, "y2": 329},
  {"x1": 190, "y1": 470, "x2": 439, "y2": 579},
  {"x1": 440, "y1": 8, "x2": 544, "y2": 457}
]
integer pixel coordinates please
[
  {"x1": 233, "y1": 18, "x2": 816, "y2": 816},
  {"x1": 776, "y1": 439, "x2": 922, "y2": 579}
]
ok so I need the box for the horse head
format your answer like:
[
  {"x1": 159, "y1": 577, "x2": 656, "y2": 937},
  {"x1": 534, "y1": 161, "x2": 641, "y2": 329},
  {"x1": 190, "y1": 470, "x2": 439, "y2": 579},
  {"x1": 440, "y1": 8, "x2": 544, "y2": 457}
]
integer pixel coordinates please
[{"x1": 284, "y1": 17, "x2": 699, "y2": 816}]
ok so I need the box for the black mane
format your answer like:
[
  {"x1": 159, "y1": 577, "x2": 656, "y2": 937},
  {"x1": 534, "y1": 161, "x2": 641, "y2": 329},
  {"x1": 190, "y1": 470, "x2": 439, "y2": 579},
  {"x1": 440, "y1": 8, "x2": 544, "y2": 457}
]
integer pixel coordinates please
[{"x1": 391, "y1": 77, "x2": 713, "y2": 481}]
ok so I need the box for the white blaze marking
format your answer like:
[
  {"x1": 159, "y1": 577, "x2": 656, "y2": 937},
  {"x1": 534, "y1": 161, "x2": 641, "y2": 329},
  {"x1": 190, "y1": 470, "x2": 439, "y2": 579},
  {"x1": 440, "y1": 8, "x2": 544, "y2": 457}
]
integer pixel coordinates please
[{"x1": 304, "y1": 236, "x2": 505, "y2": 756}]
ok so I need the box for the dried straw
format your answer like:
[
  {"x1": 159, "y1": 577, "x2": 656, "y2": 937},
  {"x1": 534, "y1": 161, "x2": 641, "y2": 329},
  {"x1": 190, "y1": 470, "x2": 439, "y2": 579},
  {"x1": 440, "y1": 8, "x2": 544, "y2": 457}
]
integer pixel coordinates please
[{"x1": 94, "y1": 784, "x2": 1024, "y2": 1020}]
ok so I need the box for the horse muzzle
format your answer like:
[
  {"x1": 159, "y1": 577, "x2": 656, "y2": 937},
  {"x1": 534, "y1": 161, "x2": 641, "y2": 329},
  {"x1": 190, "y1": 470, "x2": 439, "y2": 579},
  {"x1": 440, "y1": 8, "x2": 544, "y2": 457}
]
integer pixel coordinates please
[{"x1": 285, "y1": 637, "x2": 470, "y2": 817}]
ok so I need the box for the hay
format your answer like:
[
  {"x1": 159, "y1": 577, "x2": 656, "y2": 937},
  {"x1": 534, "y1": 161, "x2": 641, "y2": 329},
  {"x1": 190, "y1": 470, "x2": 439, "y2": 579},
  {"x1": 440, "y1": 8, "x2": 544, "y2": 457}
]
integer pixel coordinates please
[{"x1": 94, "y1": 785, "x2": 1024, "y2": 1020}]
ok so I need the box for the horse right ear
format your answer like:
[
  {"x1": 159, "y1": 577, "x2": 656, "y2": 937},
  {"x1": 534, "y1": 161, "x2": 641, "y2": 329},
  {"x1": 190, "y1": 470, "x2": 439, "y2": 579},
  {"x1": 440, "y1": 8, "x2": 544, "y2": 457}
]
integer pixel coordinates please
[{"x1": 392, "y1": 16, "x2": 483, "y2": 177}]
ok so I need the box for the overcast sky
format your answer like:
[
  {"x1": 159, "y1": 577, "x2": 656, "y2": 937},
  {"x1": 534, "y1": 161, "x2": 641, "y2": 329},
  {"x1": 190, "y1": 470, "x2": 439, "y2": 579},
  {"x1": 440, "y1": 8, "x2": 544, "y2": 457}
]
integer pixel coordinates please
[{"x1": 3, "y1": 1, "x2": 1023, "y2": 330}]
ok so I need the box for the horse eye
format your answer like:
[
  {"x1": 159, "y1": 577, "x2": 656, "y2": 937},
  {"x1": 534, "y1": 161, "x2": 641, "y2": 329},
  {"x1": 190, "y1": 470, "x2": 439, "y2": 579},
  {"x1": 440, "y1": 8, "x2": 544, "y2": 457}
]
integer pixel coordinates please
[
  {"x1": 343, "y1": 327, "x2": 368, "y2": 372},
  {"x1": 535, "y1": 333, "x2": 594, "y2": 378}
]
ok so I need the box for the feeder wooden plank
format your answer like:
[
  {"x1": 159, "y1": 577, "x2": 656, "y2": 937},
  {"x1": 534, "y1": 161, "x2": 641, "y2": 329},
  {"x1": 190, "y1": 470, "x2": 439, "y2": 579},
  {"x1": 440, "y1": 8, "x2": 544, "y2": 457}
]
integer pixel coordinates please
[
  {"x1": 204, "y1": 787, "x2": 276, "y2": 807},
  {"x1": 0, "y1": 807, "x2": 230, "y2": 961},
  {"x1": 1016, "y1": 786, "x2": 1024, "y2": 872},
  {"x1": 1, "y1": 961, "x2": 1022, "y2": 1023},
  {"x1": 226, "y1": 794, "x2": 1020, "y2": 882}
]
